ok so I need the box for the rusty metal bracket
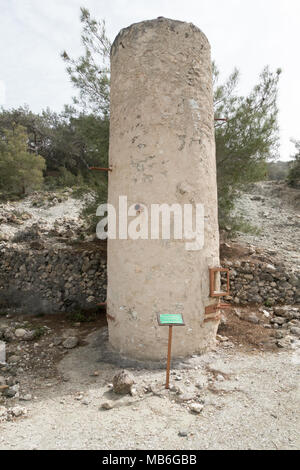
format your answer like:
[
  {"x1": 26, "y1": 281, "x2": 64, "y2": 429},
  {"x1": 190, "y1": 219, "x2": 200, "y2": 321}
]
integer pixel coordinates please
[
  {"x1": 205, "y1": 303, "x2": 219, "y2": 316},
  {"x1": 89, "y1": 166, "x2": 112, "y2": 172},
  {"x1": 204, "y1": 301, "x2": 230, "y2": 323},
  {"x1": 205, "y1": 302, "x2": 230, "y2": 315},
  {"x1": 209, "y1": 267, "x2": 230, "y2": 297}
]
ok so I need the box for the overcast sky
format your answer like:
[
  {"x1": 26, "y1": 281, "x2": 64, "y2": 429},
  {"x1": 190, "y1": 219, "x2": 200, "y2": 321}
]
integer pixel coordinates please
[{"x1": 0, "y1": 0, "x2": 299, "y2": 161}]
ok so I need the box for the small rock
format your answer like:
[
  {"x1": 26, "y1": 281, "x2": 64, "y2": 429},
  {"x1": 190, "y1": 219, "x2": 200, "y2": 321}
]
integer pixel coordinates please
[
  {"x1": 63, "y1": 337, "x2": 79, "y2": 349},
  {"x1": 189, "y1": 403, "x2": 204, "y2": 414},
  {"x1": 246, "y1": 314, "x2": 259, "y2": 324},
  {"x1": 101, "y1": 401, "x2": 114, "y2": 410},
  {"x1": 15, "y1": 329, "x2": 27, "y2": 339},
  {"x1": 113, "y1": 370, "x2": 135, "y2": 395},
  {"x1": 262, "y1": 310, "x2": 270, "y2": 318},
  {"x1": 271, "y1": 317, "x2": 286, "y2": 326},
  {"x1": 53, "y1": 337, "x2": 63, "y2": 346},
  {"x1": 274, "y1": 306, "x2": 290, "y2": 316},
  {"x1": 176, "y1": 393, "x2": 195, "y2": 403},
  {"x1": 290, "y1": 327, "x2": 300, "y2": 337},
  {"x1": 10, "y1": 406, "x2": 27, "y2": 417},
  {"x1": 217, "y1": 335, "x2": 229, "y2": 342},
  {"x1": 216, "y1": 374, "x2": 225, "y2": 382},
  {"x1": 23, "y1": 331, "x2": 36, "y2": 341},
  {"x1": 130, "y1": 386, "x2": 138, "y2": 397},
  {"x1": 20, "y1": 394, "x2": 32, "y2": 401}
]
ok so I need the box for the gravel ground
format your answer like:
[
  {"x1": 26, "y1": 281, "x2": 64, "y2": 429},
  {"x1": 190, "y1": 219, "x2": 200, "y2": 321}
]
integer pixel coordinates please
[
  {"x1": 0, "y1": 182, "x2": 299, "y2": 450},
  {"x1": 233, "y1": 181, "x2": 300, "y2": 268},
  {"x1": 0, "y1": 329, "x2": 299, "y2": 450},
  {"x1": 0, "y1": 190, "x2": 94, "y2": 241}
]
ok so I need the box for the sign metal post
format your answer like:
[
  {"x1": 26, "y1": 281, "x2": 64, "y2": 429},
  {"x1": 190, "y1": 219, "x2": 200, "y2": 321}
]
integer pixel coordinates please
[{"x1": 157, "y1": 313, "x2": 185, "y2": 389}]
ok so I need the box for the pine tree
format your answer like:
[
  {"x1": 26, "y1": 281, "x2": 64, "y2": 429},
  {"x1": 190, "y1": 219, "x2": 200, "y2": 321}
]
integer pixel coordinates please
[
  {"x1": 213, "y1": 64, "x2": 281, "y2": 226},
  {"x1": 0, "y1": 125, "x2": 45, "y2": 196}
]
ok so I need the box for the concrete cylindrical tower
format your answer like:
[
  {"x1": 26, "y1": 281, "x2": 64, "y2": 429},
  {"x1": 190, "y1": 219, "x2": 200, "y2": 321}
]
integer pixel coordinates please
[{"x1": 107, "y1": 17, "x2": 220, "y2": 360}]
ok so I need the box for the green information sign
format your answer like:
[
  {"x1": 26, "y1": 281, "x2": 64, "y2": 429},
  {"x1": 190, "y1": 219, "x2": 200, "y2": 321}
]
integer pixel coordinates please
[{"x1": 157, "y1": 313, "x2": 185, "y2": 326}]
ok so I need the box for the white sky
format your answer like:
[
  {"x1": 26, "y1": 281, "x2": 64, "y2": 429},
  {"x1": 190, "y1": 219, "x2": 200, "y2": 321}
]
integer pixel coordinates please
[{"x1": 0, "y1": 0, "x2": 299, "y2": 161}]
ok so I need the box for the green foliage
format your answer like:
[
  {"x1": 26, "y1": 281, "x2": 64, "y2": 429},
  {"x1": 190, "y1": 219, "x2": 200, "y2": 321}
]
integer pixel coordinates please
[
  {"x1": 227, "y1": 216, "x2": 261, "y2": 235},
  {"x1": 214, "y1": 64, "x2": 281, "y2": 227},
  {"x1": 61, "y1": 7, "x2": 111, "y2": 117},
  {"x1": 0, "y1": 125, "x2": 46, "y2": 196},
  {"x1": 67, "y1": 310, "x2": 97, "y2": 323},
  {"x1": 80, "y1": 185, "x2": 108, "y2": 234},
  {"x1": 267, "y1": 161, "x2": 291, "y2": 181},
  {"x1": 31, "y1": 326, "x2": 47, "y2": 339},
  {"x1": 45, "y1": 167, "x2": 84, "y2": 189},
  {"x1": 0, "y1": 105, "x2": 50, "y2": 156},
  {"x1": 60, "y1": 8, "x2": 112, "y2": 230},
  {"x1": 39, "y1": 108, "x2": 109, "y2": 176},
  {"x1": 287, "y1": 140, "x2": 300, "y2": 188},
  {"x1": 0, "y1": 107, "x2": 109, "y2": 193}
]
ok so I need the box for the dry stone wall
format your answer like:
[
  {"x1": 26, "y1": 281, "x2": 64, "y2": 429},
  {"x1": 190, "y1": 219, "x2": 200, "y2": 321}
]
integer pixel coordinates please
[
  {"x1": 223, "y1": 259, "x2": 300, "y2": 306},
  {"x1": 0, "y1": 244, "x2": 298, "y2": 315},
  {"x1": 0, "y1": 245, "x2": 107, "y2": 314}
]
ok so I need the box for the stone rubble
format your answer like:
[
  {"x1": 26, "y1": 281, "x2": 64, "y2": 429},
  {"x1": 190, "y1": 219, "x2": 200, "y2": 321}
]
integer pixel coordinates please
[{"x1": 232, "y1": 305, "x2": 300, "y2": 349}]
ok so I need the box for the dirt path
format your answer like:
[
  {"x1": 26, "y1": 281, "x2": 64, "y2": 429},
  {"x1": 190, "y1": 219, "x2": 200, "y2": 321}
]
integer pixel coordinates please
[{"x1": 0, "y1": 328, "x2": 299, "y2": 450}]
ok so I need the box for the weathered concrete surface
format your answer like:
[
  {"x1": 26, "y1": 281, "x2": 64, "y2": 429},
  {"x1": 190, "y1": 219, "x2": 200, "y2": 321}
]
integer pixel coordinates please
[{"x1": 107, "y1": 17, "x2": 219, "y2": 360}]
